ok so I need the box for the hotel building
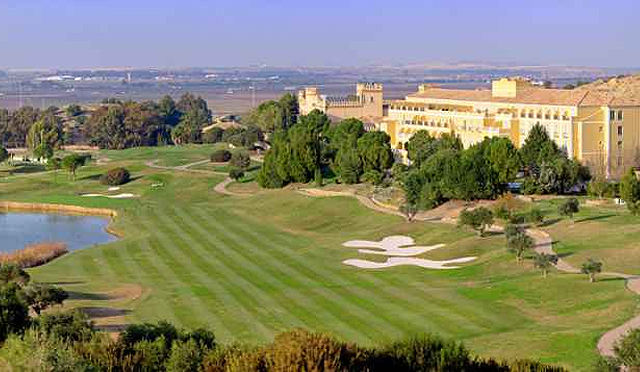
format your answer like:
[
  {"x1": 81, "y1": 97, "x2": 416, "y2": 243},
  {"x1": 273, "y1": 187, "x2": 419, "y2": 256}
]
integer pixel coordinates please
[{"x1": 299, "y1": 78, "x2": 640, "y2": 177}]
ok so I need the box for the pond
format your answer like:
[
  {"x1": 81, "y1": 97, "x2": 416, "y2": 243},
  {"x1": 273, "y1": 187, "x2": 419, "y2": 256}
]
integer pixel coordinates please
[{"x1": 0, "y1": 212, "x2": 117, "y2": 253}]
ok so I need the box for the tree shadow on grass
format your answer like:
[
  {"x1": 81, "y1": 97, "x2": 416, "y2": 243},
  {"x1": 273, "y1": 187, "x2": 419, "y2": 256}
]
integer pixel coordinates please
[
  {"x1": 38, "y1": 280, "x2": 85, "y2": 285},
  {"x1": 598, "y1": 277, "x2": 626, "y2": 283},
  {"x1": 67, "y1": 291, "x2": 111, "y2": 301},
  {"x1": 575, "y1": 214, "x2": 616, "y2": 223},
  {"x1": 537, "y1": 218, "x2": 562, "y2": 228},
  {"x1": 78, "y1": 174, "x2": 101, "y2": 181},
  {"x1": 78, "y1": 307, "x2": 131, "y2": 319}
]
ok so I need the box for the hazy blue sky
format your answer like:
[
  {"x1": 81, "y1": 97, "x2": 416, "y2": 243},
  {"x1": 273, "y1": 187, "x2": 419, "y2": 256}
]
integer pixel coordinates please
[{"x1": 1, "y1": 0, "x2": 638, "y2": 69}]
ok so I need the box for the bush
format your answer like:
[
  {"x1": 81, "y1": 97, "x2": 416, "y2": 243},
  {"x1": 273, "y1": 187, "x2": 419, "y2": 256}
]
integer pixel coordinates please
[
  {"x1": 362, "y1": 170, "x2": 383, "y2": 185},
  {"x1": 524, "y1": 207, "x2": 544, "y2": 225},
  {"x1": 203, "y1": 127, "x2": 224, "y2": 144},
  {"x1": 229, "y1": 151, "x2": 251, "y2": 169},
  {"x1": 166, "y1": 339, "x2": 207, "y2": 372},
  {"x1": 521, "y1": 177, "x2": 539, "y2": 195},
  {"x1": 100, "y1": 167, "x2": 130, "y2": 186},
  {"x1": 210, "y1": 149, "x2": 232, "y2": 163},
  {"x1": 35, "y1": 310, "x2": 94, "y2": 342},
  {"x1": 229, "y1": 168, "x2": 244, "y2": 181},
  {"x1": 458, "y1": 207, "x2": 494, "y2": 236}
]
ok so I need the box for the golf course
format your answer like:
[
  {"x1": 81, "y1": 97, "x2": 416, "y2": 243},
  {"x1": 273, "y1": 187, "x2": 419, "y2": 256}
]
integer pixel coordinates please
[{"x1": 2, "y1": 145, "x2": 639, "y2": 371}]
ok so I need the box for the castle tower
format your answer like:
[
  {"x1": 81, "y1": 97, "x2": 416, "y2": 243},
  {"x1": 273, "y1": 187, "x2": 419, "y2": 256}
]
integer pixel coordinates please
[{"x1": 356, "y1": 83, "x2": 384, "y2": 117}]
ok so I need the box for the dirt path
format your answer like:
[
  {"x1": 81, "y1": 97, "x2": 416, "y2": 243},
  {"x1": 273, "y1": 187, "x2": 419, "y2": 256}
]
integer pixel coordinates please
[
  {"x1": 213, "y1": 177, "x2": 245, "y2": 196},
  {"x1": 145, "y1": 159, "x2": 227, "y2": 176}
]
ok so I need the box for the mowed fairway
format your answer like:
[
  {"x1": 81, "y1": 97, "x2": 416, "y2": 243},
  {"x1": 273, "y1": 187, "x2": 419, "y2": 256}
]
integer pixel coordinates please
[{"x1": 1, "y1": 145, "x2": 638, "y2": 371}]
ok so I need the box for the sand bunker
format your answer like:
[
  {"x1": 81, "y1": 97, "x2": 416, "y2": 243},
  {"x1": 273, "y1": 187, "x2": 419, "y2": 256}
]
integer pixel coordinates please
[
  {"x1": 343, "y1": 256, "x2": 477, "y2": 269},
  {"x1": 107, "y1": 187, "x2": 121, "y2": 191},
  {"x1": 342, "y1": 235, "x2": 476, "y2": 270},
  {"x1": 82, "y1": 193, "x2": 138, "y2": 199}
]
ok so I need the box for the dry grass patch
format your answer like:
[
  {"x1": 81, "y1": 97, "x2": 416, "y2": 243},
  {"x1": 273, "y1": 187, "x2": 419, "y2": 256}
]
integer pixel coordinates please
[{"x1": 0, "y1": 242, "x2": 68, "y2": 268}]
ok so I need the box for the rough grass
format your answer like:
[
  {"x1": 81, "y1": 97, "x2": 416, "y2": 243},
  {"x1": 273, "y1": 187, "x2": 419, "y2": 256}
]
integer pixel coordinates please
[
  {"x1": 0, "y1": 145, "x2": 638, "y2": 371},
  {"x1": 0, "y1": 242, "x2": 68, "y2": 268}
]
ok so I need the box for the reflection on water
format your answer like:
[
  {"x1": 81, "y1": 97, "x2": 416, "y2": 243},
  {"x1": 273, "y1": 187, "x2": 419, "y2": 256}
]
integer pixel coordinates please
[{"x1": 0, "y1": 212, "x2": 117, "y2": 253}]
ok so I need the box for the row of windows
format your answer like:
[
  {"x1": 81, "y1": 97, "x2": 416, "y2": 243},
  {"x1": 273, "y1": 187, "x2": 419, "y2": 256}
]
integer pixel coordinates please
[
  {"x1": 610, "y1": 110, "x2": 624, "y2": 121},
  {"x1": 519, "y1": 112, "x2": 570, "y2": 120},
  {"x1": 404, "y1": 120, "x2": 449, "y2": 128}
]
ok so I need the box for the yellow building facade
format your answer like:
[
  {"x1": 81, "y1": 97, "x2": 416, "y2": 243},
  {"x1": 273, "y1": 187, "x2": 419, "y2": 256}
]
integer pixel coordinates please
[{"x1": 300, "y1": 78, "x2": 640, "y2": 178}]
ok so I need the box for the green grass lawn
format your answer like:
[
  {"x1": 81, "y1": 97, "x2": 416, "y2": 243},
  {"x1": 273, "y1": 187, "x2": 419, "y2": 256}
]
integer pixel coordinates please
[{"x1": 1, "y1": 145, "x2": 639, "y2": 371}]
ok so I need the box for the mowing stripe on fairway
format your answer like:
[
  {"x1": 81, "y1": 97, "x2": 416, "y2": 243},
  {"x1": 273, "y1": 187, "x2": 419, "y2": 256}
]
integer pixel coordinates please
[
  {"x1": 172, "y1": 205, "x2": 375, "y2": 343},
  {"x1": 146, "y1": 208, "x2": 275, "y2": 341}
]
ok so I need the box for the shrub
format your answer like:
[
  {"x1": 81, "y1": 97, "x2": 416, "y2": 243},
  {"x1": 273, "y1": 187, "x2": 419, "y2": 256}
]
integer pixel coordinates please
[
  {"x1": 374, "y1": 334, "x2": 472, "y2": 371},
  {"x1": 229, "y1": 168, "x2": 244, "y2": 181},
  {"x1": 521, "y1": 177, "x2": 539, "y2": 195},
  {"x1": 494, "y1": 204, "x2": 511, "y2": 220},
  {"x1": 100, "y1": 167, "x2": 130, "y2": 186},
  {"x1": 229, "y1": 151, "x2": 251, "y2": 169},
  {"x1": 203, "y1": 127, "x2": 224, "y2": 144},
  {"x1": 558, "y1": 197, "x2": 580, "y2": 220},
  {"x1": 458, "y1": 207, "x2": 494, "y2": 236},
  {"x1": 0, "y1": 330, "x2": 89, "y2": 371},
  {"x1": 166, "y1": 339, "x2": 208, "y2": 372},
  {"x1": 524, "y1": 207, "x2": 544, "y2": 225},
  {"x1": 362, "y1": 170, "x2": 383, "y2": 185},
  {"x1": 210, "y1": 149, "x2": 232, "y2": 163},
  {"x1": 35, "y1": 310, "x2": 94, "y2": 342}
]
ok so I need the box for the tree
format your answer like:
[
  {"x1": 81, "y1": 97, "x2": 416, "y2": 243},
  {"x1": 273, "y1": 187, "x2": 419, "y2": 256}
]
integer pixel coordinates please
[
  {"x1": 202, "y1": 127, "x2": 224, "y2": 144},
  {"x1": 507, "y1": 232, "x2": 534, "y2": 262},
  {"x1": 336, "y1": 147, "x2": 362, "y2": 184},
  {"x1": 158, "y1": 95, "x2": 180, "y2": 127},
  {"x1": 458, "y1": 207, "x2": 494, "y2": 236},
  {"x1": 229, "y1": 151, "x2": 251, "y2": 169},
  {"x1": 65, "y1": 104, "x2": 82, "y2": 117},
  {"x1": 581, "y1": 258, "x2": 603, "y2": 282},
  {"x1": 400, "y1": 203, "x2": 418, "y2": 222},
  {"x1": 0, "y1": 146, "x2": 8, "y2": 163},
  {"x1": 485, "y1": 137, "x2": 521, "y2": 184},
  {"x1": 26, "y1": 114, "x2": 63, "y2": 158},
  {"x1": 62, "y1": 154, "x2": 86, "y2": 181},
  {"x1": 279, "y1": 93, "x2": 299, "y2": 130},
  {"x1": 0, "y1": 283, "x2": 30, "y2": 342},
  {"x1": 611, "y1": 328, "x2": 640, "y2": 369},
  {"x1": 22, "y1": 284, "x2": 68, "y2": 315},
  {"x1": 0, "y1": 264, "x2": 30, "y2": 285},
  {"x1": 533, "y1": 253, "x2": 557, "y2": 278},
  {"x1": 519, "y1": 124, "x2": 561, "y2": 172},
  {"x1": 621, "y1": 169, "x2": 640, "y2": 215},
  {"x1": 558, "y1": 197, "x2": 580, "y2": 221},
  {"x1": 357, "y1": 131, "x2": 393, "y2": 174}
]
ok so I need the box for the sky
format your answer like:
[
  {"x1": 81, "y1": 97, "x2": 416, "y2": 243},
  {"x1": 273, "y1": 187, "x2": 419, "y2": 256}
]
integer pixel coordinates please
[{"x1": 1, "y1": 0, "x2": 638, "y2": 69}]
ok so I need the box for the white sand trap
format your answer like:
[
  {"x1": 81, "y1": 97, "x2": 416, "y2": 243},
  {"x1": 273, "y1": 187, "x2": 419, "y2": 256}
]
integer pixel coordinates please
[
  {"x1": 82, "y1": 193, "x2": 138, "y2": 199},
  {"x1": 107, "y1": 187, "x2": 121, "y2": 191},
  {"x1": 343, "y1": 256, "x2": 476, "y2": 269},
  {"x1": 357, "y1": 244, "x2": 445, "y2": 257},
  {"x1": 344, "y1": 235, "x2": 415, "y2": 250},
  {"x1": 342, "y1": 235, "x2": 476, "y2": 270}
]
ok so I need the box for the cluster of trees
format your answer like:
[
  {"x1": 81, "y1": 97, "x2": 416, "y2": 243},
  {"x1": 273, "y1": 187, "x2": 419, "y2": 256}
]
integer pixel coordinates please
[
  {"x1": 86, "y1": 93, "x2": 212, "y2": 149},
  {"x1": 242, "y1": 93, "x2": 298, "y2": 132},
  {"x1": 0, "y1": 93, "x2": 215, "y2": 155},
  {"x1": 257, "y1": 111, "x2": 393, "y2": 188},
  {"x1": 0, "y1": 106, "x2": 59, "y2": 149},
  {"x1": 202, "y1": 125, "x2": 263, "y2": 148},
  {"x1": 400, "y1": 133, "x2": 519, "y2": 210},
  {"x1": 0, "y1": 264, "x2": 67, "y2": 342},
  {"x1": 399, "y1": 124, "x2": 591, "y2": 211},
  {"x1": 519, "y1": 125, "x2": 591, "y2": 195}
]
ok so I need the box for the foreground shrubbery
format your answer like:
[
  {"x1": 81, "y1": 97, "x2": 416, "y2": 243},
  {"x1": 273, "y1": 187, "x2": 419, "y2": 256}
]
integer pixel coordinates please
[
  {"x1": 100, "y1": 167, "x2": 131, "y2": 186},
  {"x1": 0, "y1": 242, "x2": 67, "y2": 268},
  {"x1": 211, "y1": 149, "x2": 232, "y2": 162},
  {"x1": 0, "y1": 323, "x2": 566, "y2": 372}
]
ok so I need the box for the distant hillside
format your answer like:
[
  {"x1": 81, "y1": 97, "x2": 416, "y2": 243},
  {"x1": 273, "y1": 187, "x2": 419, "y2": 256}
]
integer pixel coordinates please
[{"x1": 576, "y1": 74, "x2": 640, "y2": 102}]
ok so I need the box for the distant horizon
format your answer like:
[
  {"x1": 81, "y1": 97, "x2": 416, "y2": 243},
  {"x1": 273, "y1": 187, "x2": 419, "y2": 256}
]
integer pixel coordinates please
[
  {"x1": 3, "y1": 61, "x2": 640, "y2": 73},
  {"x1": 2, "y1": 0, "x2": 639, "y2": 70}
]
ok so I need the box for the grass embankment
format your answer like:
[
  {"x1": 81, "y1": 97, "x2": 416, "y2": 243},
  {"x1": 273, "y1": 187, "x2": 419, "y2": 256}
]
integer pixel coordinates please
[
  {"x1": 0, "y1": 242, "x2": 68, "y2": 268},
  {"x1": 0, "y1": 145, "x2": 638, "y2": 371}
]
